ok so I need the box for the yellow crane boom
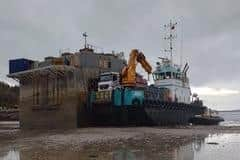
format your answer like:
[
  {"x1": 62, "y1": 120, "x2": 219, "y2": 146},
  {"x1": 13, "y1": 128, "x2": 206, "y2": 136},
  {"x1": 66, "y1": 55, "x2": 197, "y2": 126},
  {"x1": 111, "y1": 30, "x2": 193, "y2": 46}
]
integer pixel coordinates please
[{"x1": 121, "y1": 49, "x2": 152, "y2": 87}]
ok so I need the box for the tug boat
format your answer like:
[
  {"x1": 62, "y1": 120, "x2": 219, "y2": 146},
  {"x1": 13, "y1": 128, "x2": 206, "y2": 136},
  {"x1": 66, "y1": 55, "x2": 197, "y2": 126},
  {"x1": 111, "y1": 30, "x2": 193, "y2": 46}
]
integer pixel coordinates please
[{"x1": 189, "y1": 109, "x2": 224, "y2": 125}]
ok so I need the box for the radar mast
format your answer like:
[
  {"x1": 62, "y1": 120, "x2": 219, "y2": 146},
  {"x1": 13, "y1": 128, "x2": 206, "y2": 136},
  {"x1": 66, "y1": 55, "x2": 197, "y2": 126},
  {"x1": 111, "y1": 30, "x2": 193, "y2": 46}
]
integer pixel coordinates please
[
  {"x1": 82, "y1": 32, "x2": 88, "y2": 48},
  {"x1": 164, "y1": 20, "x2": 177, "y2": 64}
]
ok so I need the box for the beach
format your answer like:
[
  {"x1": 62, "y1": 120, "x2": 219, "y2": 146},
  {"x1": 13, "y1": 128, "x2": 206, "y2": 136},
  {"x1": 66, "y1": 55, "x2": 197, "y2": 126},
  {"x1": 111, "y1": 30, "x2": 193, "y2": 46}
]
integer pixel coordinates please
[{"x1": 0, "y1": 124, "x2": 240, "y2": 160}]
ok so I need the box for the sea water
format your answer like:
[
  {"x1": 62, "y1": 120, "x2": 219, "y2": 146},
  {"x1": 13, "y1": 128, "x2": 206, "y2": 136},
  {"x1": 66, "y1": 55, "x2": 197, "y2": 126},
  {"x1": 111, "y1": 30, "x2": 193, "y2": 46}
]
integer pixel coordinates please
[
  {"x1": 219, "y1": 111, "x2": 240, "y2": 126},
  {"x1": 0, "y1": 111, "x2": 240, "y2": 160}
]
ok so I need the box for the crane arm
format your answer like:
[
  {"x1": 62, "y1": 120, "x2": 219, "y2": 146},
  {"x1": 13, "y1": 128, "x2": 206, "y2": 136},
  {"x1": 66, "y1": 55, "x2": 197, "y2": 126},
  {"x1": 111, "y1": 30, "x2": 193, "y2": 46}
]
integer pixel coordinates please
[
  {"x1": 121, "y1": 49, "x2": 152, "y2": 87},
  {"x1": 137, "y1": 52, "x2": 152, "y2": 74}
]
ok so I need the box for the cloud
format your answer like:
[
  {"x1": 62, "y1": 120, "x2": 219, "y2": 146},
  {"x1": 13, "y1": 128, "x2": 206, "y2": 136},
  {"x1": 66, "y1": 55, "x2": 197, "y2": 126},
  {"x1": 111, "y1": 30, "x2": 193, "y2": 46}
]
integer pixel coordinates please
[
  {"x1": 191, "y1": 86, "x2": 240, "y2": 110},
  {"x1": 192, "y1": 86, "x2": 240, "y2": 96},
  {"x1": 0, "y1": 0, "x2": 240, "y2": 109}
]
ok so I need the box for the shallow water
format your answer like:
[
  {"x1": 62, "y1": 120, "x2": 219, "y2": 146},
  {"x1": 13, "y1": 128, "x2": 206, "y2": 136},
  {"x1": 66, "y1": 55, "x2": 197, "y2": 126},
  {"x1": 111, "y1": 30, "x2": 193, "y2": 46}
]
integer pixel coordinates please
[
  {"x1": 1, "y1": 133, "x2": 240, "y2": 160},
  {"x1": 1, "y1": 111, "x2": 240, "y2": 160},
  {"x1": 194, "y1": 134, "x2": 240, "y2": 160},
  {"x1": 219, "y1": 111, "x2": 240, "y2": 126}
]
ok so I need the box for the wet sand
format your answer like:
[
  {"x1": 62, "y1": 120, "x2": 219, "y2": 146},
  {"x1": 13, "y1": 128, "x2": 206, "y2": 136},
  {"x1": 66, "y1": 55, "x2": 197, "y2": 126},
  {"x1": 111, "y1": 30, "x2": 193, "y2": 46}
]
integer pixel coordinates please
[{"x1": 0, "y1": 125, "x2": 240, "y2": 160}]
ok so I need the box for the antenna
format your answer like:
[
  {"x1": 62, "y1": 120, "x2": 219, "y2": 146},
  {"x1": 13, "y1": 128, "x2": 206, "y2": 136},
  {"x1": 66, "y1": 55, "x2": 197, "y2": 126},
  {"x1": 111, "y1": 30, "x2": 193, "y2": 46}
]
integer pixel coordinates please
[
  {"x1": 180, "y1": 20, "x2": 183, "y2": 68},
  {"x1": 164, "y1": 20, "x2": 177, "y2": 63},
  {"x1": 82, "y1": 32, "x2": 88, "y2": 48}
]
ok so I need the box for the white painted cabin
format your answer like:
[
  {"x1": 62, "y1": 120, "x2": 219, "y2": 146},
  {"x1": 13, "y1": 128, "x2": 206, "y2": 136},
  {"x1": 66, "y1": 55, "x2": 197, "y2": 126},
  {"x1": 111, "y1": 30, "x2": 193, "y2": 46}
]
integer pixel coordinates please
[{"x1": 152, "y1": 59, "x2": 191, "y2": 104}]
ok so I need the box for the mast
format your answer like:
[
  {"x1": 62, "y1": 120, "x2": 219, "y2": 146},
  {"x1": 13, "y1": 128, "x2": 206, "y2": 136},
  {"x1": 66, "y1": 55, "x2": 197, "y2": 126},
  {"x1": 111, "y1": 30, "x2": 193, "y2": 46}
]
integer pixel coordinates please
[
  {"x1": 164, "y1": 20, "x2": 177, "y2": 64},
  {"x1": 82, "y1": 32, "x2": 88, "y2": 48}
]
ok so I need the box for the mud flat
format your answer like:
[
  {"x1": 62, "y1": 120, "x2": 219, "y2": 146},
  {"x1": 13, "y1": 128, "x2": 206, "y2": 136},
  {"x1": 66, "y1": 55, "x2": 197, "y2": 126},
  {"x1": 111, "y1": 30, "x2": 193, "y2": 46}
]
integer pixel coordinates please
[{"x1": 0, "y1": 125, "x2": 240, "y2": 160}]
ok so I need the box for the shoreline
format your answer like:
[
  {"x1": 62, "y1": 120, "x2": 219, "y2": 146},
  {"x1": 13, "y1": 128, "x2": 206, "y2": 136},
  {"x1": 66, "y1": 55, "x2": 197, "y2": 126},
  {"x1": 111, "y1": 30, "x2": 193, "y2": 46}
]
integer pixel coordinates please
[{"x1": 1, "y1": 125, "x2": 240, "y2": 145}]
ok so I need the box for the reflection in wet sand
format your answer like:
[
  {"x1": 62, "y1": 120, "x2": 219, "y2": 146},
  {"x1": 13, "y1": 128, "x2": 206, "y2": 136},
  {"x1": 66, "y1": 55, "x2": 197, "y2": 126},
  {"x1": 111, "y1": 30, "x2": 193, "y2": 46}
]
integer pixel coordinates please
[
  {"x1": 1, "y1": 150, "x2": 19, "y2": 160},
  {"x1": 1, "y1": 128, "x2": 240, "y2": 160},
  {"x1": 1, "y1": 136, "x2": 207, "y2": 160}
]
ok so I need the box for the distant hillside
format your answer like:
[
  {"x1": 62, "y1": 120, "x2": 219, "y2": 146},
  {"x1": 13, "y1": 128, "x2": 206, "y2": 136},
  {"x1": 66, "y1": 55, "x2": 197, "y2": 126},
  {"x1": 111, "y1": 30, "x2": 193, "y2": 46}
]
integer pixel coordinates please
[{"x1": 0, "y1": 81, "x2": 19, "y2": 109}]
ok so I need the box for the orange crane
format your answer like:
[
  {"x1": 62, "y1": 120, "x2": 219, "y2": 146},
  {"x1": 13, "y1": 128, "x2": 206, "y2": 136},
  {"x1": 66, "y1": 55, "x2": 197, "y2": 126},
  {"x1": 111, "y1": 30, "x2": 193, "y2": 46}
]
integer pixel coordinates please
[{"x1": 121, "y1": 49, "x2": 152, "y2": 87}]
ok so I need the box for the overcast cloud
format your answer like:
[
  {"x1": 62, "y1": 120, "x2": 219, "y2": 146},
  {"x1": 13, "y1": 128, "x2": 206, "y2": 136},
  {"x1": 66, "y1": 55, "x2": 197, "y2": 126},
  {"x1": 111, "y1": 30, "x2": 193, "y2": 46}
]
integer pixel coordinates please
[{"x1": 0, "y1": 0, "x2": 240, "y2": 110}]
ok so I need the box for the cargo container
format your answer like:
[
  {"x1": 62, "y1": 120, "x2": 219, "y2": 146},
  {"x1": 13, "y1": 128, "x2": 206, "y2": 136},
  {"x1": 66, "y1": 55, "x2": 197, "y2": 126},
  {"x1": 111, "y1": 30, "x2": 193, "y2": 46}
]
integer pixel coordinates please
[{"x1": 9, "y1": 58, "x2": 34, "y2": 74}]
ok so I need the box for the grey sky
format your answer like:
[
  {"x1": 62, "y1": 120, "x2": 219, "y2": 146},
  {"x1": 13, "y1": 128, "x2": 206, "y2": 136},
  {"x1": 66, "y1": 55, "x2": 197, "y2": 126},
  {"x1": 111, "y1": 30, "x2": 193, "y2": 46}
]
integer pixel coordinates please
[{"x1": 1, "y1": 0, "x2": 240, "y2": 110}]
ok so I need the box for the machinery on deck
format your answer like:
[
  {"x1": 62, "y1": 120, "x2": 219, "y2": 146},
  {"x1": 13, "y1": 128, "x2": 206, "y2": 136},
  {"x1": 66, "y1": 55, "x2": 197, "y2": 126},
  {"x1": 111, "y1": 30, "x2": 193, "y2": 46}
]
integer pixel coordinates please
[
  {"x1": 97, "y1": 49, "x2": 152, "y2": 92},
  {"x1": 94, "y1": 49, "x2": 152, "y2": 106},
  {"x1": 121, "y1": 49, "x2": 152, "y2": 87},
  {"x1": 98, "y1": 72, "x2": 120, "y2": 91}
]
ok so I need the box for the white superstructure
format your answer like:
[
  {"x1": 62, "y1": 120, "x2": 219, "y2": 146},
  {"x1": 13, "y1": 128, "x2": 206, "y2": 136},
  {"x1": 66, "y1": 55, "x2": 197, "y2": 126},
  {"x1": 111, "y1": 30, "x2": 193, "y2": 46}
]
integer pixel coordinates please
[
  {"x1": 152, "y1": 20, "x2": 191, "y2": 104},
  {"x1": 152, "y1": 58, "x2": 191, "y2": 104}
]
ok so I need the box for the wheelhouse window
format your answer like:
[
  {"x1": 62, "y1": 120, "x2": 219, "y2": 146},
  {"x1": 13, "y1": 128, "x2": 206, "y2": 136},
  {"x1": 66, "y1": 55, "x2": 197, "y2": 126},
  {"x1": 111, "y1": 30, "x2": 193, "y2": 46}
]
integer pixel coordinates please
[
  {"x1": 153, "y1": 73, "x2": 157, "y2": 80},
  {"x1": 153, "y1": 74, "x2": 157, "y2": 80},
  {"x1": 176, "y1": 73, "x2": 181, "y2": 79},
  {"x1": 153, "y1": 73, "x2": 168, "y2": 80},
  {"x1": 100, "y1": 74, "x2": 113, "y2": 82},
  {"x1": 173, "y1": 72, "x2": 176, "y2": 79},
  {"x1": 159, "y1": 73, "x2": 165, "y2": 80},
  {"x1": 153, "y1": 71, "x2": 184, "y2": 81},
  {"x1": 166, "y1": 72, "x2": 171, "y2": 79}
]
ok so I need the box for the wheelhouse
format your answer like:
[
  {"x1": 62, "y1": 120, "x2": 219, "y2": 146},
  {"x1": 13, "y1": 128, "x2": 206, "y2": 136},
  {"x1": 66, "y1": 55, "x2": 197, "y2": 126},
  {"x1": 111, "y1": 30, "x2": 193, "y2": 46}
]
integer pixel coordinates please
[{"x1": 152, "y1": 62, "x2": 182, "y2": 81}]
